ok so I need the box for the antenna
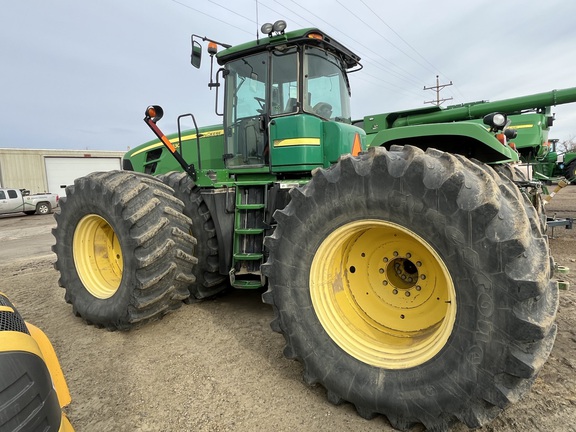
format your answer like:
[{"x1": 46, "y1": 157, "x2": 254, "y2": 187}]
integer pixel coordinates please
[{"x1": 255, "y1": 0, "x2": 259, "y2": 42}]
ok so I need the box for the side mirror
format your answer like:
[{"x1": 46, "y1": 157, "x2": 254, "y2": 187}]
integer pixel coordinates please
[
  {"x1": 144, "y1": 105, "x2": 164, "y2": 123},
  {"x1": 191, "y1": 40, "x2": 202, "y2": 68}
]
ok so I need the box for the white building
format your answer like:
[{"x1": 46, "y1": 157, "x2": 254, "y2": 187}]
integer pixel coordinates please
[{"x1": 0, "y1": 148, "x2": 125, "y2": 197}]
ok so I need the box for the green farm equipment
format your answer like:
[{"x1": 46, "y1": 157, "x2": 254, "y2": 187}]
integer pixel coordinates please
[
  {"x1": 531, "y1": 138, "x2": 576, "y2": 182},
  {"x1": 53, "y1": 22, "x2": 565, "y2": 430},
  {"x1": 356, "y1": 87, "x2": 576, "y2": 180}
]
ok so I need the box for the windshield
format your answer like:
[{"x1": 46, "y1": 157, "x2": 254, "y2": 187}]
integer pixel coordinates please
[{"x1": 303, "y1": 47, "x2": 351, "y2": 122}]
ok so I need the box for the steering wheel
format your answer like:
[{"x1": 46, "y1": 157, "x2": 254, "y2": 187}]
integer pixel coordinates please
[{"x1": 313, "y1": 102, "x2": 332, "y2": 119}]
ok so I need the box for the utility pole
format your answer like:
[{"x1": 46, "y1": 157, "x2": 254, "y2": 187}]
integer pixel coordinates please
[{"x1": 424, "y1": 75, "x2": 453, "y2": 106}]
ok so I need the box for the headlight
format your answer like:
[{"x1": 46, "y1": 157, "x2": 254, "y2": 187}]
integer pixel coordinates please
[{"x1": 483, "y1": 112, "x2": 507, "y2": 130}]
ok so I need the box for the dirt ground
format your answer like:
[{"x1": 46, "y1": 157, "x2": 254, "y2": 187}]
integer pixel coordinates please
[{"x1": 1, "y1": 185, "x2": 575, "y2": 432}]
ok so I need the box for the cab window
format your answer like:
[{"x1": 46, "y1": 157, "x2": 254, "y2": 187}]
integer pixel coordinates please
[{"x1": 303, "y1": 46, "x2": 351, "y2": 122}]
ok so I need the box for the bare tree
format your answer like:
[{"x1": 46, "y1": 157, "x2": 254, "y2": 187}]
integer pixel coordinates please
[{"x1": 557, "y1": 135, "x2": 576, "y2": 153}]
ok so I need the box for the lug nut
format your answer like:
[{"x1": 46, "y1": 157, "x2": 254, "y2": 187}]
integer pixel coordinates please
[
  {"x1": 393, "y1": 289, "x2": 398, "y2": 295},
  {"x1": 416, "y1": 285, "x2": 421, "y2": 291},
  {"x1": 405, "y1": 291, "x2": 411, "y2": 297}
]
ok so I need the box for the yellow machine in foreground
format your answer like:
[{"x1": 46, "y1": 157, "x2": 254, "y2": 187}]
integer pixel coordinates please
[{"x1": 0, "y1": 292, "x2": 73, "y2": 431}]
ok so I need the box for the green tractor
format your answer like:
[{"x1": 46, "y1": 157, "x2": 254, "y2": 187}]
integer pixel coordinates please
[
  {"x1": 531, "y1": 138, "x2": 576, "y2": 182},
  {"x1": 53, "y1": 22, "x2": 560, "y2": 431}
]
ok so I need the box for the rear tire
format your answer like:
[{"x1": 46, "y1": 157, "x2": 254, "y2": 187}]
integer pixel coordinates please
[
  {"x1": 159, "y1": 172, "x2": 228, "y2": 299},
  {"x1": 52, "y1": 171, "x2": 196, "y2": 330},
  {"x1": 564, "y1": 160, "x2": 576, "y2": 183},
  {"x1": 36, "y1": 202, "x2": 52, "y2": 215},
  {"x1": 263, "y1": 146, "x2": 557, "y2": 430}
]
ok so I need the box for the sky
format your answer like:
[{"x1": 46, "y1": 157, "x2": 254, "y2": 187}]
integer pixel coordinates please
[{"x1": 2, "y1": 0, "x2": 576, "y2": 152}]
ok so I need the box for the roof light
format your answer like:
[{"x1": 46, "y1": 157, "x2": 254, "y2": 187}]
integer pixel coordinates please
[
  {"x1": 273, "y1": 20, "x2": 287, "y2": 33},
  {"x1": 261, "y1": 22, "x2": 274, "y2": 36}
]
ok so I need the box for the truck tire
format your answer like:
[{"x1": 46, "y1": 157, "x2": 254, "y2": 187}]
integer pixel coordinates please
[
  {"x1": 159, "y1": 172, "x2": 228, "y2": 299},
  {"x1": 52, "y1": 171, "x2": 196, "y2": 330},
  {"x1": 36, "y1": 202, "x2": 52, "y2": 215},
  {"x1": 262, "y1": 146, "x2": 558, "y2": 430}
]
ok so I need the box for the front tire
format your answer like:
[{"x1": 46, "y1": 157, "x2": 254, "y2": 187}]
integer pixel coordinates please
[
  {"x1": 263, "y1": 146, "x2": 557, "y2": 430},
  {"x1": 52, "y1": 171, "x2": 196, "y2": 330}
]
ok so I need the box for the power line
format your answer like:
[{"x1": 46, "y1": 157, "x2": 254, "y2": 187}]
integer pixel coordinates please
[
  {"x1": 358, "y1": 0, "x2": 440, "y2": 75},
  {"x1": 168, "y1": 0, "x2": 253, "y2": 35},
  {"x1": 335, "y1": 0, "x2": 430, "y2": 82},
  {"x1": 280, "y1": 0, "x2": 424, "y2": 87},
  {"x1": 356, "y1": 0, "x2": 467, "y2": 101},
  {"x1": 206, "y1": 0, "x2": 256, "y2": 24}
]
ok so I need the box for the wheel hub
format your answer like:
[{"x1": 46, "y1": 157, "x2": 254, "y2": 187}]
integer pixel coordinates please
[
  {"x1": 73, "y1": 214, "x2": 123, "y2": 299},
  {"x1": 310, "y1": 219, "x2": 457, "y2": 369}
]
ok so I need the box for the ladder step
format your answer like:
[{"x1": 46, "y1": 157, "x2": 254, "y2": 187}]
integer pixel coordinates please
[
  {"x1": 235, "y1": 228, "x2": 264, "y2": 235},
  {"x1": 233, "y1": 253, "x2": 264, "y2": 261},
  {"x1": 232, "y1": 280, "x2": 263, "y2": 289},
  {"x1": 237, "y1": 203, "x2": 265, "y2": 210}
]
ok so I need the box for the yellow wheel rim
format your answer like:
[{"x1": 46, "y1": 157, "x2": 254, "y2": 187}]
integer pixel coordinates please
[
  {"x1": 310, "y1": 220, "x2": 456, "y2": 369},
  {"x1": 73, "y1": 214, "x2": 123, "y2": 299}
]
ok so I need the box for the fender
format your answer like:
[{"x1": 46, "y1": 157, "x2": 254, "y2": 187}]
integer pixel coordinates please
[
  {"x1": 367, "y1": 122, "x2": 519, "y2": 164},
  {"x1": 0, "y1": 292, "x2": 73, "y2": 432}
]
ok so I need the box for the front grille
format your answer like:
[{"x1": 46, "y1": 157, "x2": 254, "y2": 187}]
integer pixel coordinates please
[{"x1": 0, "y1": 294, "x2": 30, "y2": 334}]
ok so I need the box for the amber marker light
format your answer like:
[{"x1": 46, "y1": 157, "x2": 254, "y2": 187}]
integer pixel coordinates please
[
  {"x1": 352, "y1": 133, "x2": 362, "y2": 156},
  {"x1": 307, "y1": 33, "x2": 323, "y2": 40}
]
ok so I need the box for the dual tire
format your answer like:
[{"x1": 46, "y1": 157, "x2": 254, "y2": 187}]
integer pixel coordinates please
[{"x1": 52, "y1": 171, "x2": 196, "y2": 330}]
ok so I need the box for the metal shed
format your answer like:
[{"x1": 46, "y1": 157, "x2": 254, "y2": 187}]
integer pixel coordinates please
[{"x1": 0, "y1": 148, "x2": 125, "y2": 196}]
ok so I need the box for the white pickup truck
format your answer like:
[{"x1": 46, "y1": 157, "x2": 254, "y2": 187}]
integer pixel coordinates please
[{"x1": 0, "y1": 188, "x2": 59, "y2": 216}]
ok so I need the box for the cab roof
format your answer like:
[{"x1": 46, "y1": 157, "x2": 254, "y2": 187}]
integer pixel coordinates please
[{"x1": 216, "y1": 28, "x2": 361, "y2": 70}]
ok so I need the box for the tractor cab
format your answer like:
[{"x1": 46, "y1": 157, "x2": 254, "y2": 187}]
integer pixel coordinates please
[{"x1": 194, "y1": 23, "x2": 363, "y2": 173}]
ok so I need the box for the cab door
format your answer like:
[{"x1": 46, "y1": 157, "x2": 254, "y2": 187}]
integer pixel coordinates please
[{"x1": 0, "y1": 190, "x2": 21, "y2": 214}]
